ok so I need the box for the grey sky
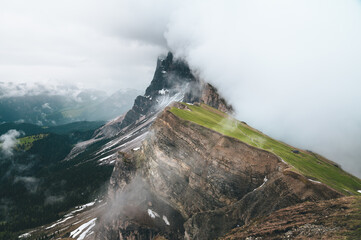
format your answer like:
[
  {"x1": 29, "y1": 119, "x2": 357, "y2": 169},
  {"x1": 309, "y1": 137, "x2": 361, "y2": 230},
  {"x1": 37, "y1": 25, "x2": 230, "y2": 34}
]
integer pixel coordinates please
[
  {"x1": 1, "y1": 0, "x2": 361, "y2": 177},
  {"x1": 0, "y1": 0, "x2": 170, "y2": 92}
]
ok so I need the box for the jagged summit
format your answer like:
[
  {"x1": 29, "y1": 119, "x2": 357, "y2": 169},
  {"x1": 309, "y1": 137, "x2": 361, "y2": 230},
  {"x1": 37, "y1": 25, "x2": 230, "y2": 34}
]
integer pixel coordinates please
[
  {"x1": 94, "y1": 52, "x2": 232, "y2": 140},
  {"x1": 118, "y1": 52, "x2": 198, "y2": 130},
  {"x1": 120, "y1": 51, "x2": 232, "y2": 131},
  {"x1": 145, "y1": 52, "x2": 196, "y2": 96},
  {"x1": 65, "y1": 52, "x2": 231, "y2": 165}
]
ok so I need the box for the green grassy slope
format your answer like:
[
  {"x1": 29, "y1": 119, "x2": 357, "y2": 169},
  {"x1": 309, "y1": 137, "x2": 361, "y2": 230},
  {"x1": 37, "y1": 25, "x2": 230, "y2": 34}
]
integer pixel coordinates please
[
  {"x1": 17, "y1": 134, "x2": 48, "y2": 151},
  {"x1": 170, "y1": 103, "x2": 361, "y2": 195}
]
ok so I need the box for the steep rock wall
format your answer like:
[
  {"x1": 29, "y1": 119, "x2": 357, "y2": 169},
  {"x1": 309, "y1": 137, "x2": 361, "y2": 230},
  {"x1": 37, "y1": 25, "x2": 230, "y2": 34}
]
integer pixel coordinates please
[{"x1": 97, "y1": 104, "x2": 342, "y2": 240}]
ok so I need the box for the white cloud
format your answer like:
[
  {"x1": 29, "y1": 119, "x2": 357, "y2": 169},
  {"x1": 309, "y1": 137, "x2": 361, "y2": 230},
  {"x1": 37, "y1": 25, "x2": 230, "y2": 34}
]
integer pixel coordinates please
[
  {"x1": 44, "y1": 195, "x2": 65, "y2": 205},
  {"x1": 41, "y1": 103, "x2": 52, "y2": 110},
  {"x1": 165, "y1": 0, "x2": 361, "y2": 177},
  {"x1": 14, "y1": 176, "x2": 40, "y2": 193},
  {"x1": 0, "y1": 129, "x2": 23, "y2": 156},
  {"x1": 1, "y1": 0, "x2": 361, "y2": 177},
  {"x1": 0, "y1": 0, "x2": 169, "y2": 92}
]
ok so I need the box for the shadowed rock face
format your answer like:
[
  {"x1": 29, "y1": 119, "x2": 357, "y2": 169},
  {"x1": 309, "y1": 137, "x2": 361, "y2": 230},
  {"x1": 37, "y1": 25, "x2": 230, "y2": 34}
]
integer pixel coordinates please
[
  {"x1": 144, "y1": 52, "x2": 195, "y2": 97},
  {"x1": 220, "y1": 196, "x2": 360, "y2": 240},
  {"x1": 183, "y1": 170, "x2": 342, "y2": 239},
  {"x1": 96, "y1": 104, "x2": 342, "y2": 240}
]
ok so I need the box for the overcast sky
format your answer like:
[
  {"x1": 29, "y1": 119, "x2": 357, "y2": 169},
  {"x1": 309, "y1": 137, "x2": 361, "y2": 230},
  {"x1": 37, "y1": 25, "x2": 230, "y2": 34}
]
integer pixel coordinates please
[
  {"x1": 1, "y1": 0, "x2": 361, "y2": 177},
  {"x1": 0, "y1": 0, "x2": 171, "y2": 92}
]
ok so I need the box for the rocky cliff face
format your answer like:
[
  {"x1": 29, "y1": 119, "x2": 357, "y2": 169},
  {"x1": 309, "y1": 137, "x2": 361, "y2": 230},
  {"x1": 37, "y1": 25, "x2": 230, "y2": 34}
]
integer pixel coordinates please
[
  {"x1": 95, "y1": 103, "x2": 342, "y2": 240},
  {"x1": 64, "y1": 52, "x2": 232, "y2": 166},
  {"x1": 198, "y1": 83, "x2": 233, "y2": 114},
  {"x1": 221, "y1": 196, "x2": 361, "y2": 240},
  {"x1": 94, "y1": 52, "x2": 232, "y2": 140}
]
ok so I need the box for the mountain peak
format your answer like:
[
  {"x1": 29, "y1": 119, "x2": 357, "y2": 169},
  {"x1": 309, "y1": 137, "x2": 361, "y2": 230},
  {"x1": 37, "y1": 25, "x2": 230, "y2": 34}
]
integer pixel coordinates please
[
  {"x1": 95, "y1": 52, "x2": 232, "y2": 138},
  {"x1": 145, "y1": 51, "x2": 195, "y2": 97}
]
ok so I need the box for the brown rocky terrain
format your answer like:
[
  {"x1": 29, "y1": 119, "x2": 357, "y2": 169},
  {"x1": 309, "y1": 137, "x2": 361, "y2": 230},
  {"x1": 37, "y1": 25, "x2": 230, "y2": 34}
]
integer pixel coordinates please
[
  {"x1": 221, "y1": 196, "x2": 361, "y2": 240},
  {"x1": 198, "y1": 83, "x2": 233, "y2": 114},
  {"x1": 94, "y1": 103, "x2": 344, "y2": 240}
]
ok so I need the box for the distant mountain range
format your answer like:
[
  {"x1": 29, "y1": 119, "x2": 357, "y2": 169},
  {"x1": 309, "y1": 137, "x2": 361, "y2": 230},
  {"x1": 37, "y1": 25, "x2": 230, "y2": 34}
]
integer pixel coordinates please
[{"x1": 0, "y1": 83, "x2": 141, "y2": 126}]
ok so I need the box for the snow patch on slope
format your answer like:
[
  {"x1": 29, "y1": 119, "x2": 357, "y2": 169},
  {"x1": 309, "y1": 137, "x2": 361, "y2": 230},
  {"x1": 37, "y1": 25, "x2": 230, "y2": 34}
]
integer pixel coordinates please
[
  {"x1": 70, "y1": 218, "x2": 97, "y2": 240},
  {"x1": 45, "y1": 216, "x2": 73, "y2": 229},
  {"x1": 308, "y1": 179, "x2": 322, "y2": 184},
  {"x1": 147, "y1": 209, "x2": 160, "y2": 219},
  {"x1": 18, "y1": 231, "x2": 34, "y2": 239},
  {"x1": 45, "y1": 200, "x2": 97, "y2": 230},
  {"x1": 98, "y1": 154, "x2": 115, "y2": 163},
  {"x1": 253, "y1": 176, "x2": 268, "y2": 191},
  {"x1": 163, "y1": 215, "x2": 170, "y2": 225}
]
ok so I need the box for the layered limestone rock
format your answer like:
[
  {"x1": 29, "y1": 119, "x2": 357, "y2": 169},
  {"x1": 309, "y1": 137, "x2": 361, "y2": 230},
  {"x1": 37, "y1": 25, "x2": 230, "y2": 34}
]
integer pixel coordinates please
[{"x1": 96, "y1": 103, "x2": 342, "y2": 240}]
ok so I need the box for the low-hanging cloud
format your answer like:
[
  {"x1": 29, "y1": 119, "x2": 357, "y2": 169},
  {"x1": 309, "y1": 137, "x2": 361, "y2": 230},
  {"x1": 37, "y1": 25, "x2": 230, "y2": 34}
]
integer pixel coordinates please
[
  {"x1": 1, "y1": 0, "x2": 360, "y2": 178},
  {"x1": 164, "y1": 0, "x2": 361, "y2": 177},
  {"x1": 0, "y1": 129, "x2": 23, "y2": 157},
  {"x1": 44, "y1": 195, "x2": 65, "y2": 205},
  {"x1": 14, "y1": 176, "x2": 40, "y2": 193}
]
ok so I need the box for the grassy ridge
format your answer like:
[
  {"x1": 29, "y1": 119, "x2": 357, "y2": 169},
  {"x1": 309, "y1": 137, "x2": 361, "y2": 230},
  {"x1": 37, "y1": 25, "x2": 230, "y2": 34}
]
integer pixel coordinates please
[{"x1": 170, "y1": 103, "x2": 361, "y2": 195}]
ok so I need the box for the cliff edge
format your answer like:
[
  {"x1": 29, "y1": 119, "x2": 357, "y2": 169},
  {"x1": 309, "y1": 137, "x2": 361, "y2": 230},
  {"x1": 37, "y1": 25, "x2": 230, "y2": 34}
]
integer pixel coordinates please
[{"x1": 95, "y1": 102, "x2": 354, "y2": 240}]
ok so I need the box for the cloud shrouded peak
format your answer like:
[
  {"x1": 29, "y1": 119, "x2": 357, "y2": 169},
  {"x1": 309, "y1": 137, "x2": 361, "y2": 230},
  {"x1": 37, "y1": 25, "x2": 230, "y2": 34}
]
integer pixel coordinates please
[
  {"x1": 1, "y1": 0, "x2": 361, "y2": 177},
  {"x1": 164, "y1": 0, "x2": 361, "y2": 177}
]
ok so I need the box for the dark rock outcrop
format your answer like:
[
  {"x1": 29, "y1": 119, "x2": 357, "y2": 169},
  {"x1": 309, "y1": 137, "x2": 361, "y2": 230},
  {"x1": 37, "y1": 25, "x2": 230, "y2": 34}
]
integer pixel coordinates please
[
  {"x1": 183, "y1": 169, "x2": 341, "y2": 239},
  {"x1": 221, "y1": 196, "x2": 361, "y2": 240},
  {"x1": 144, "y1": 52, "x2": 195, "y2": 97},
  {"x1": 198, "y1": 83, "x2": 233, "y2": 113}
]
